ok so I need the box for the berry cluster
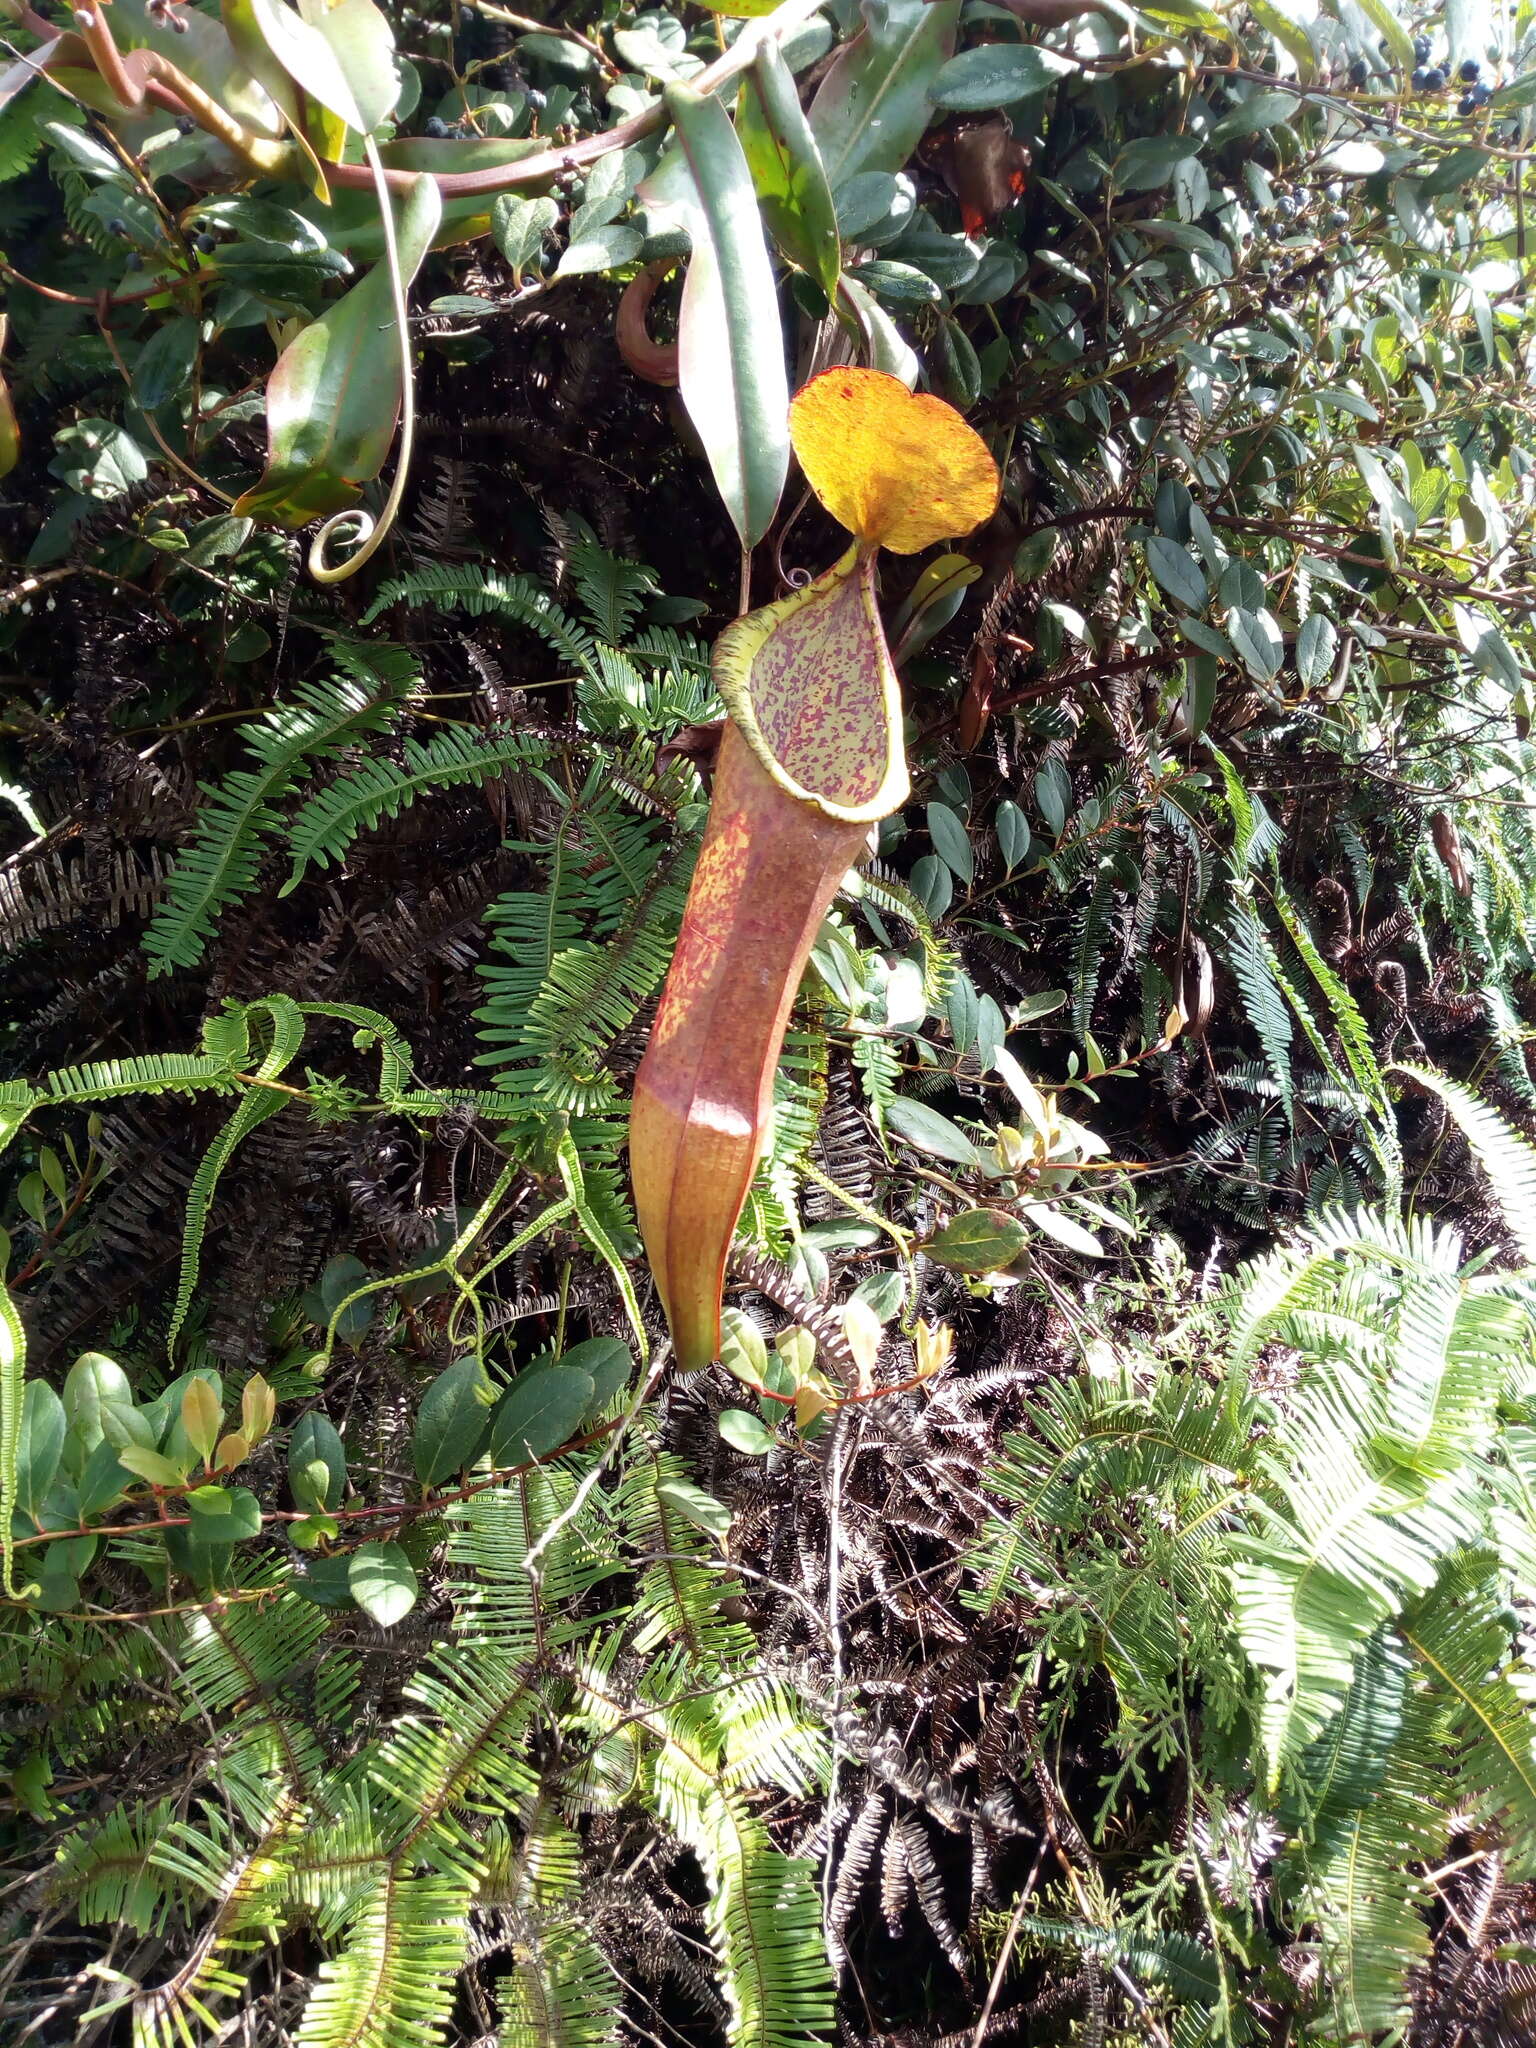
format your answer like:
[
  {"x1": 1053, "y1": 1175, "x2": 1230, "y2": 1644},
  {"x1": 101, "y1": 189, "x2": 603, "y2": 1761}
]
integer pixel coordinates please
[{"x1": 1407, "y1": 36, "x2": 1495, "y2": 111}]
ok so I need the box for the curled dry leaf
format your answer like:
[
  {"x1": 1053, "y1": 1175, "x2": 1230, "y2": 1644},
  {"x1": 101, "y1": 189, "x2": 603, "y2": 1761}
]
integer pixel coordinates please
[
  {"x1": 789, "y1": 367, "x2": 1000, "y2": 554},
  {"x1": 616, "y1": 259, "x2": 681, "y2": 388}
]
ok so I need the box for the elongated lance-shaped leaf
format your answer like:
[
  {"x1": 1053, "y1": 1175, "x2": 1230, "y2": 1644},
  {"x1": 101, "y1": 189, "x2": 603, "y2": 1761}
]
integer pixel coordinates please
[
  {"x1": 630, "y1": 549, "x2": 906, "y2": 1372},
  {"x1": 736, "y1": 42, "x2": 842, "y2": 301},
  {"x1": 233, "y1": 169, "x2": 440, "y2": 527},
  {"x1": 655, "y1": 82, "x2": 789, "y2": 551}
]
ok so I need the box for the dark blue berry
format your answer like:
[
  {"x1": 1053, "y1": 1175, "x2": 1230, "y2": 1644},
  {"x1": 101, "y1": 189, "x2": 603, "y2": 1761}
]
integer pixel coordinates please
[
  {"x1": 1348, "y1": 58, "x2": 1368, "y2": 86},
  {"x1": 1411, "y1": 67, "x2": 1428, "y2": 89},
  {"x1": 1472, "y1": 81, "x2": 1493, "y2": 106},
  {"x1": 1423, "y1": 67, "x2": 1445, "y2": 90},
  {"x1": 423, "y1": 115, "x2": 449, "y2": 137},
  {"x1": 1413, "y1": 35, "x2": 1430, "y2": 62},
  {"x1": 1459, "y1": 59, "x2": 1479, "y2": 82},
  {"x1": 107, "y1": 216, "x2": 130, "y2": 238},
  {"x1": 1459, "y1": 91, "x2": 1475, "y2": 114},
  {"x1": 525, "y1": 88, "x2": 546, "y2": 111},
  {"x1": 174, "y1": 115, "x2": 195, "y2": 134},
  {"x1": 194, "y1": 231, "x2": 217, "y2": 253}
]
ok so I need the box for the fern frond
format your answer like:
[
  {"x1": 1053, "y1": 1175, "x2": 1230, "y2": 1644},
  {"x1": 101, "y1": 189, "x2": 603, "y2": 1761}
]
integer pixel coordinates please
[
  {"x1": 1391, "y1": 1063, "x2": 1536, "y2": 1262},
  {"x1": 144, "y1": 654, "x2": 412, "y2": 974},
  {"x1": 283, "y1": 729, "x2": 556, "y2": 893},
  {"x1": 364, "y1": 565, "x2": 600, "y2": 681}
]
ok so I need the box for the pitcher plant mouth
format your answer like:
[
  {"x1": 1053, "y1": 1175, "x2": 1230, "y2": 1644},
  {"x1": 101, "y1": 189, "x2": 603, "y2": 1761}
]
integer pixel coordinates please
[
  {"x1": 714, "y1": 547, "x2": 909, "y2": 823},
  {"x1": 629, "y1": 368, "x2": 1000, "y2": 1373}
]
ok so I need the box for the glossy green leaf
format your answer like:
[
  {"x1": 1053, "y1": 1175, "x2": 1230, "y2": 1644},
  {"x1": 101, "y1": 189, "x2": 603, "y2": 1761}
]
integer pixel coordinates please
[
  {"x1": 186, "y1": 1485, "x2": 262, "y2": 1542},
  {"x1": 886, "y1": 1096, "x2": 985, "y2": 1164},
  {"x1": 996, "y1": 799, "x2": 1029, "y2": 872},
  {"x1": 233, "y1": 171, "x2": 441, "y2": 528},
  {"x1": 927, "y1": 801, "x2": 974, "y2": 884},
  {"x1": 736, "y1": 42, "x2": 841, "y2": 301},
  {"x1": 489, "y1": 1365, "x2": 594, "y2": 1465},
  {"x1": 718, "y1": 1407, "x2": 778, "y2": 1455},
  {"x1": 655, "y1": 1475, "x2": 732, "y2": 1542},
  {"x1": 116, "y1": 1444, "x2": 188, "y2": 1489},
  {"x1": 556, "y1": 221, "x2": 644, "y2": 278},
  {"x1": 16, "y1": 1382, "x2": 65, "y2": 1522},
  {"x1": 133, "y1": 318, "x2": 199, "y2": 412},
  {"x1": 62, "y1": 1353, "x2": 132, "y2": 1454},
  {"x1": 650, "y1": 84, "x2": 789, "y2": 550},
  {"x1": 289, "y1": 1410, "x2": 346, "y2": 1510},
  {"x1": 244, "y1": 0, "x2": 399, "y2": 137},
  {"x1": 1146, "y1": 536, "x2": 1208, "y2": 612},
  {"x1": 492, "y1": 193, "x2": 559, "y2": 282},
  {"x1": 413, "y1": 1355, "x2": 493, "y2": 1487},
  {"x1": 810, "y1": 0, "x2": 961, "y2": 187},
  {"x1": 556, "y1": 1336, "x2": 633, "y2": 1419},
  {"x1": 349, "y1": 1539, "x2": 417, "y2": 1625},
  {"x1": 926, "y1": 1207, "x2": 1029, "y2": 1274},
  {"x1": 931, "y1": 43, "x2": 1075, "y2": 111},
  {"x1": 1295, "y1": 612, "x2": 1336, "y2": 691}
]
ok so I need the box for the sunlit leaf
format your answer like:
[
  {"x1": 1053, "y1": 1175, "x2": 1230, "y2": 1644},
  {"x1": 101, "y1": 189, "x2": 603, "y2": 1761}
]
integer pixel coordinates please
[
  {"x1": 233, "y1": 171, "x2": 440, "y2": 527},
  {"x1": 789, "y1": 367, "x2": 999, "y2": 553},
  {"x1": 349, "y1": 1539, "x2": 417, "y2": 1625}
]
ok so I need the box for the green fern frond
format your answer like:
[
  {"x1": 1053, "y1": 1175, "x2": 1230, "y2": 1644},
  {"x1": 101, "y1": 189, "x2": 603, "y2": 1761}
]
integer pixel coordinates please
[
  {"x1": 144, "y1": 653, "x2": 413, "y2": 974},
  {"x1": 295, "y1": 1868, "x2": 473, "y2": 2048},
  {"x1": 282, "y1": 729, "x2": 556, "y2": 894},
  {"x1": 498, "y1": 1919, "x2": 623, "y2": 2048},
  {"x1": 1391, "y1": 1062, "x2": 1536, "y2": 1262},
  {"x1": 168, "y1": 996, "x2": 306, "y2": 1354},
  {"x1": 364, "y1": 565, "x2": 600, "y2": 682},
  {"x1": 566, "y1": 534, "x2": 658, "y2": 644}
]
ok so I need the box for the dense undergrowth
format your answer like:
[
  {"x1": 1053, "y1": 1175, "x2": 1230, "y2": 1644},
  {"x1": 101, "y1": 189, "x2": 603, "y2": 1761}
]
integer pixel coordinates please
[{"x1": 3, "y1": 0, "x2": 1536, "y2": 2043}]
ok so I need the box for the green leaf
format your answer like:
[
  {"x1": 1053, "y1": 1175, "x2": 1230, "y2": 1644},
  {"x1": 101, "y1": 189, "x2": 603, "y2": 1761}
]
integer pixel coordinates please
[
  {"x1": 834, "y1": 171, "x2": 902, "y2": 241},
  {"x1": 996, "y1": 799, "x2": 1030, "y2": 872},
  {"x1": 1211, "y1": 90, "x2": 1296, "y2": 142},
  {"x1": 849, "y1": 258, "x2": 942, "y2": 304},
  {"x1": 1114, "y1": 137, "x2": 1198, "y2": 191},
  {"x1": 927, "y1": 1207, "x2": 1028, "y2": 1273},
  {"x1": 232, "y1": 171, "x2": 441, "y2": 528},
  {"x1": 809, "y1": 0, "x2": 961, "y2": 186},
  {"x1": 51, "y1": 420, "x2": 147, "y2": 501},
  {"x1": 16, "y1": 1382, "x2": 65, "y2": 1522},
  {"x1": 413, "y1": 1355, "x2": 493, "y2": 1487},
  {"x1": 491, "y1": 193, "x2": 559, "y2": 283},
  {"x1": 288, "y1": 1410, "x2": 346, "y2": 1510},
  {"x1": 736, "y1": 41, "x2": 842, "y2": 301},
  {"x1": 652, "y1": 83, "x2": 790, "y2": 550},
  {"x1": 1019, "y1": 1200, "x2": 1103, "y2": 1258},
  {"x1": 133, "y1": 318, "x2": 200, "y2": 411},
  {"x1": 1228, "y1": 606, "x2": 1284, "y2": 681},
  {"x1": 489, "y1": 1365, "x2": 594, "y2": 1465},
  {"x1": 719, "y1": 1307, "x2": 770, "y2": 1388},
  {"x1": 556, "y1": 1336, "x2": 633, "y2": 1419},
  {"x1": 927, "y1": 801, "x2": 974, "y2": 884},
  {"x1": 117, "y1": 1444, "x2": 189, "y2": 1489},
  {"x1": 1354, "y1": 0, "x2": 1414, "y2": 72},
  {"x1": 76, "y1": 1439, "x2": 132, "y2": 1519},
  {"x1": 931, "y1": 43, "x2": 1075, "y2": 111},
  {"x1": 1146, "y1": 536, "x2": 1208, "y2": 612},
  {"x1": 245, "y1": 0, "x2": 400, "y2": 137},
  {"x1": 179, "y1": 1378, "x2": 222, "y2": 1468},
  {"x1": 886, "y1": 1096, "x2": 984, "y2": 1164},
  {"x1": 1295, "y1": 612, "x2": 1336, "y2": 691},
  {"x1": 655, "y1": 1475, "x2": 733, "y2": 1542},
  {"x1": 62, "y1": 1353, "x2": 133, "y2": 1455},
  {"x1": 718, "y1": 1406, "x2": 778, "y2": 1455},
  {"x1": 348, "y1": 1539, "x2": 418, "y2": 1625},
  {"x1": 186, "y1": 1485, "x2": 261, "y2": 1543},
  {"x1": 556, "y1": 221, "x2": 644, "y2": 278}
]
